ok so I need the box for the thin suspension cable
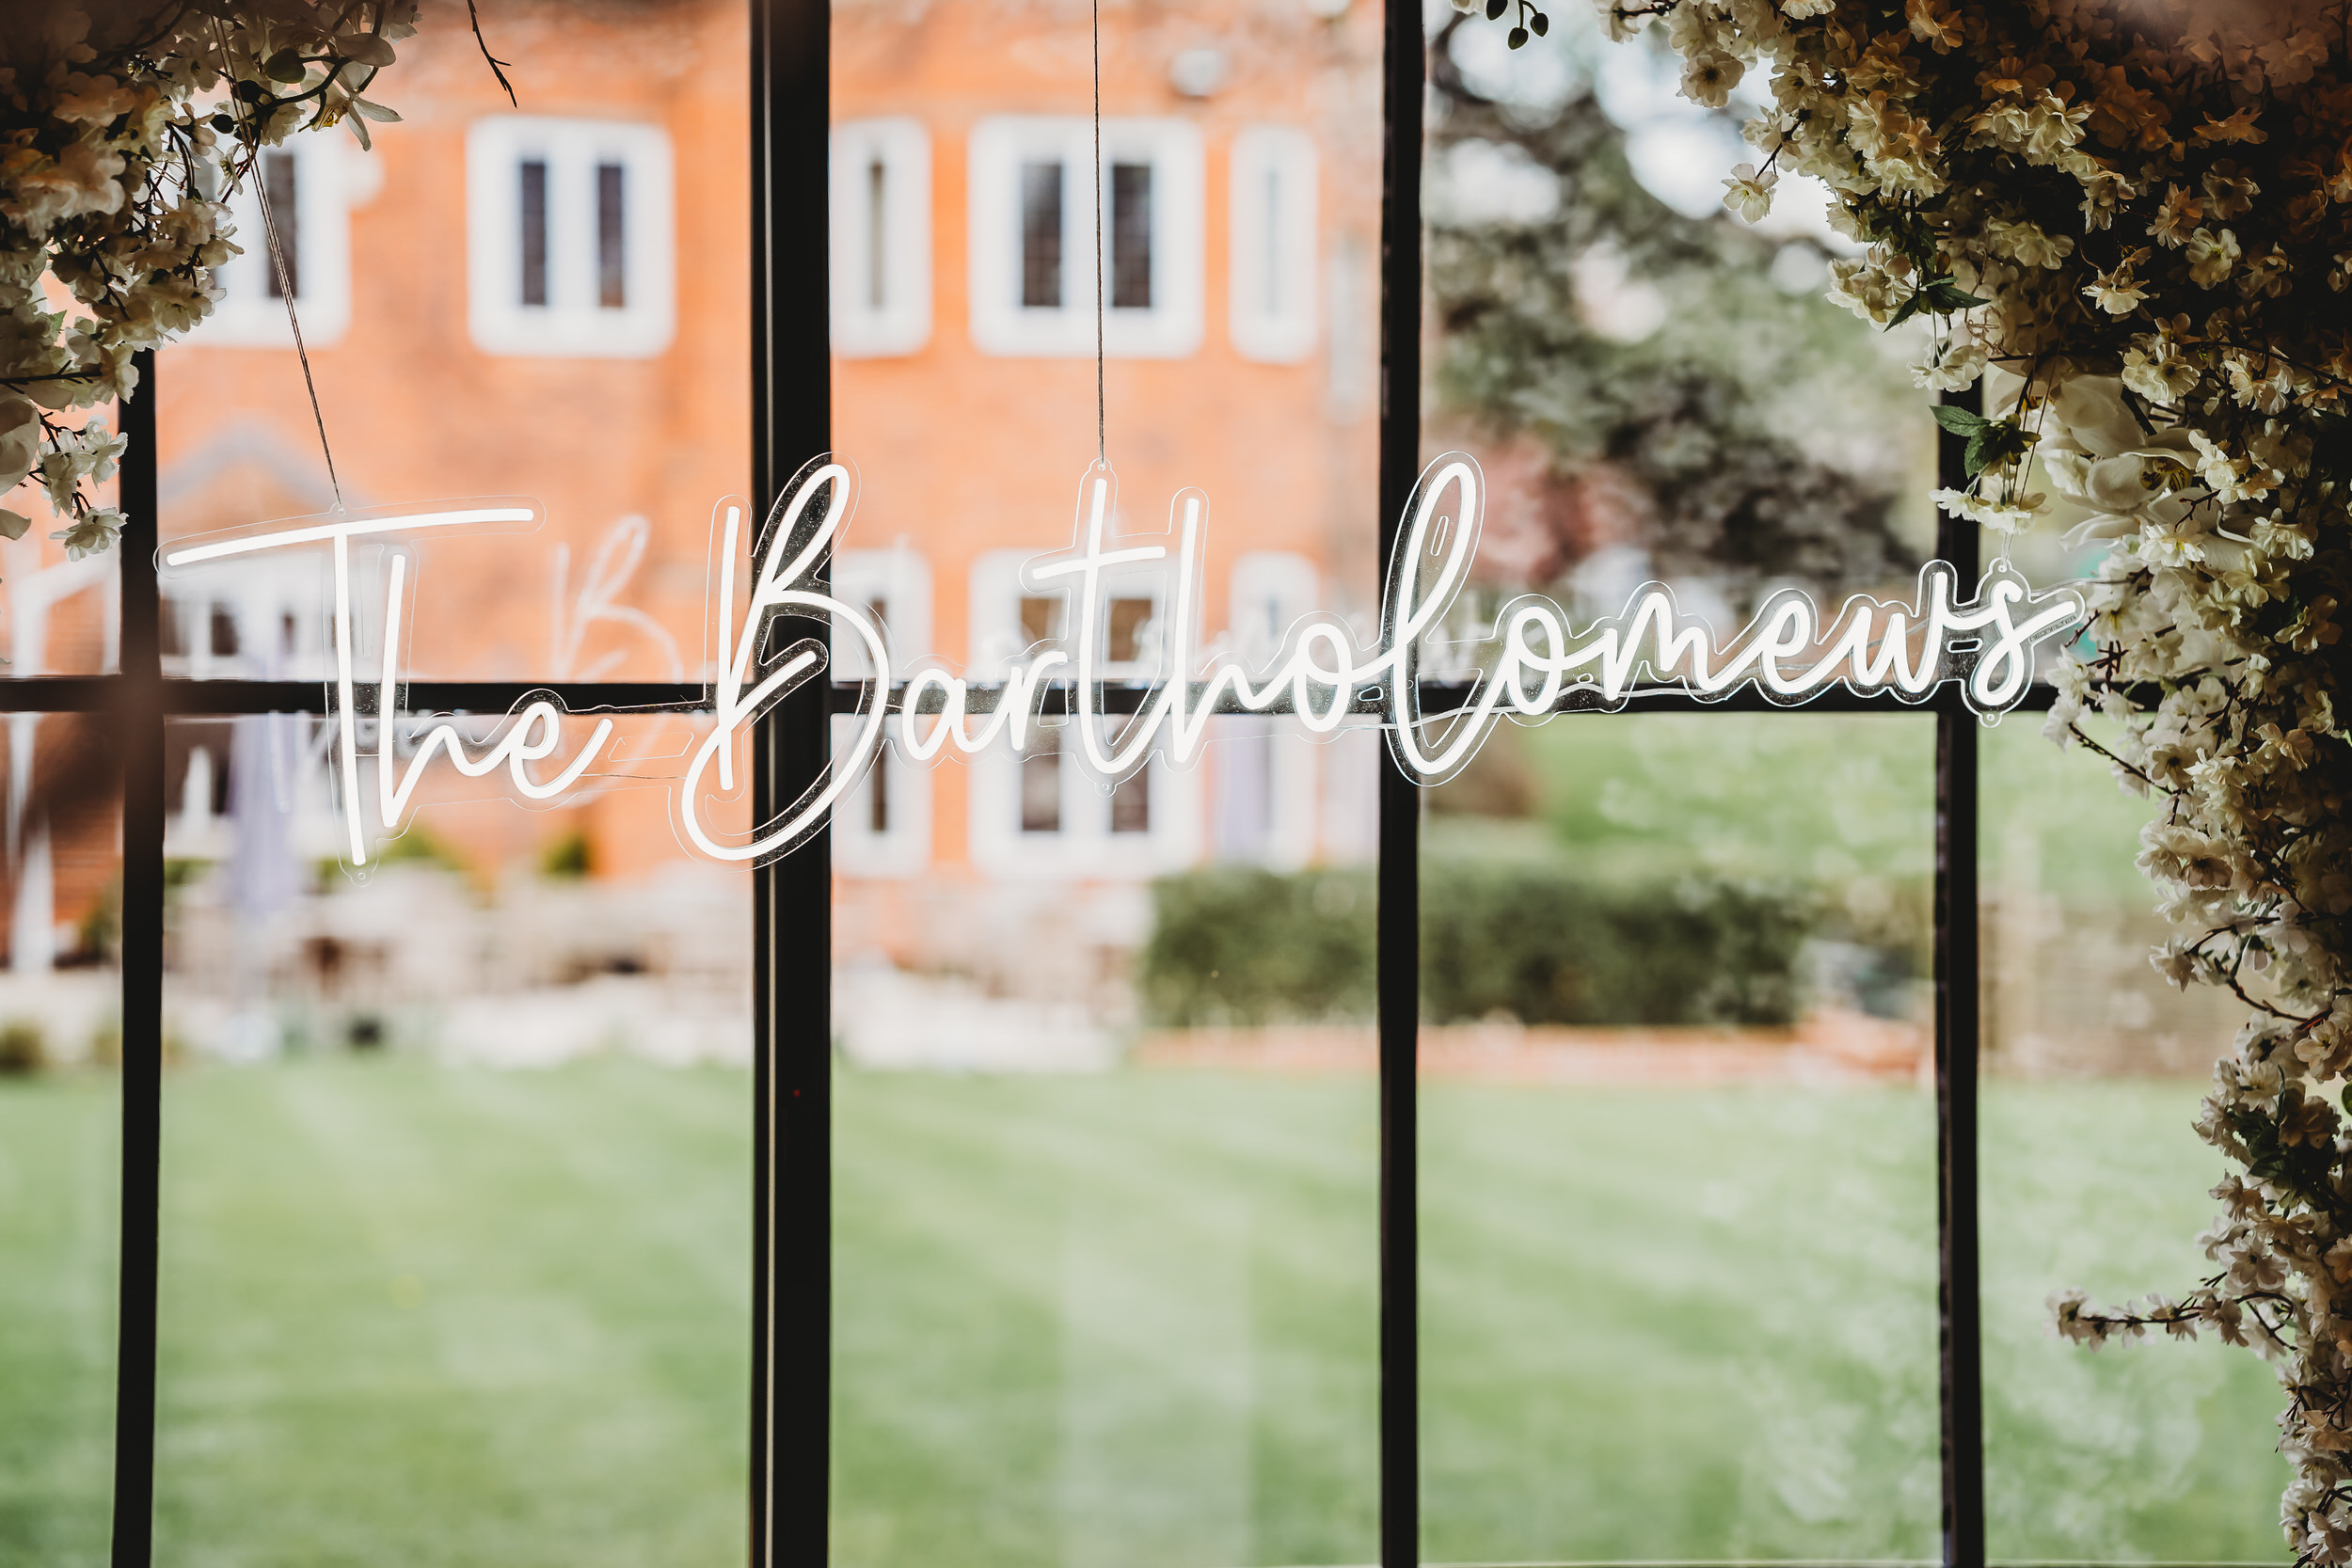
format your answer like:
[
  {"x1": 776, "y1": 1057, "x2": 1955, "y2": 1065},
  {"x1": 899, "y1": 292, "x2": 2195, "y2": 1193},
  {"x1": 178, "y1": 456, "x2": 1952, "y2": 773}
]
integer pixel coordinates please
[
  {"x1": 252, "y1": 157, "x2": 344, "y2": 509},
  {"x1": 1092, "y1": 0, "x2": 1104, "y2": 464},
  {"x1": 215, "y1": 22, "x2": 345, "y2": 511}
]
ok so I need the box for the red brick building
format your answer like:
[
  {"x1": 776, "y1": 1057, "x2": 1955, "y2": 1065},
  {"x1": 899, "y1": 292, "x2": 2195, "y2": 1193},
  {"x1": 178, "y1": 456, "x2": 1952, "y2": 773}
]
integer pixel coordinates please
[{"x1": 4, "y1": 0, "x2": 1384, "y2": 987}]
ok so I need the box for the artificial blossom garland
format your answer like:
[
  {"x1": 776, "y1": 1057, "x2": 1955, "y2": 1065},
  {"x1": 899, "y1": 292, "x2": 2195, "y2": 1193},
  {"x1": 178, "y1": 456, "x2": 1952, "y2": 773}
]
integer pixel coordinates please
[
  {"x1": 0, "y1": 2, "x2": 421, "y2": 568},
  {"x1": 1606, "y1": 0, "x2": 2352, "y2": 1554}
]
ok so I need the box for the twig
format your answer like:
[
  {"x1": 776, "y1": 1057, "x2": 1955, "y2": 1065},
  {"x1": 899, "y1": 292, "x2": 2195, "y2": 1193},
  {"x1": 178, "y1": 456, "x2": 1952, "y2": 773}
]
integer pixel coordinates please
[
  {"x1": 2064, "y1": 719, "x2": 2177, "y2": 797},
  {"x1": 467, "y1": 0, "x2": 518, "y2": 106}
]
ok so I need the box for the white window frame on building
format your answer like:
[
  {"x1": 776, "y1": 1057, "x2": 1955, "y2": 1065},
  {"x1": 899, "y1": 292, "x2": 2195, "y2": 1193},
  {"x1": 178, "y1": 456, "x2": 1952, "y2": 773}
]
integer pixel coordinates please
[
  {"x1": 466, "y1": 116, "x2": 676, "y2": 359},
  {"x1": 1227, "y1": 126, "x2": 1319, "y2": 365},
  {"x1": 156, "y1": 556, "x2": 329, "y2": 684},
  {"x1": 962, "y1": 548, "x2": 1199, "y2": 876},
  {"x1": 1214, "y1": 551, "x2": 1322, "y2": 868},
  {"x1": 830, "y1": 545, "x2": 933, "y2": 877},
  {"x1": 830, "y1": 119, "x2": 932, "y2": 357},
  {"x1": 966, "y1": 116, "x2": 1204, "y2": 359},
  {"x1": 194, "y1": 136, "x2": 360, "y2": 349}
]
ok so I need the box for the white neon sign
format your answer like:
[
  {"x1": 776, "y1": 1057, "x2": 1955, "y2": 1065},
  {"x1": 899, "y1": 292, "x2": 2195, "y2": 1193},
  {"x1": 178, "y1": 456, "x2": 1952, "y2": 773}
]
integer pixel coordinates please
[{"x1": 162, "y1": 452, "x2": 2085, "y2": 867}]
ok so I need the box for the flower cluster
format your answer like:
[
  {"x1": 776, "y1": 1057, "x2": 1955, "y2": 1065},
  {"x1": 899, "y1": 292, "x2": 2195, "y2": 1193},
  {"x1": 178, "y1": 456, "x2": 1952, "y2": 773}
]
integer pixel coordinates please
[
  {"x1": 0, "y1": 3, "x2": 417, "y2": 565},
  {"x1": 1602, "y1": 0, "x2": 2352, "y2": 1554}
]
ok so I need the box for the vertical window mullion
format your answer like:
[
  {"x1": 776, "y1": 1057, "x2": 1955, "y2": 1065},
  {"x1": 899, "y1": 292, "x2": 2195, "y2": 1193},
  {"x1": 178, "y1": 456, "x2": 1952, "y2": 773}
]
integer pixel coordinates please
[
  {"x1": 110, "y1": 348, "x2": 166, "y2": 1568},
  {"x1": 751, "y1": 0, "x2": 834, "y2": 1562},
  {"x1": 1376, "y1": 0, "x2": 1423, "y2": 1561},
  {"x1": 1934, "y1": 383, "x2": 1987, "y2": 1568}
]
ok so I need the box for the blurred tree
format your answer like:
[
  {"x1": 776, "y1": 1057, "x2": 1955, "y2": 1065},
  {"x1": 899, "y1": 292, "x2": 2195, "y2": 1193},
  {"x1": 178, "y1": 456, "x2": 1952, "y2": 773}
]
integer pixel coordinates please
[{"x1": 1425, "y1": 13, "x2": 1931, "y2": 610}]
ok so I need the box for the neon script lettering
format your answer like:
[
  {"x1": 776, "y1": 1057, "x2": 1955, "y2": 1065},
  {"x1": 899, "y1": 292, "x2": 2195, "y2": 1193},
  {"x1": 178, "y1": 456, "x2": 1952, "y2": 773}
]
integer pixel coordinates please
[
  {"x1": 166, "y1": 452, "x2": 2086, "y2": 866},
  {"x1": 164, "y1": 502, "x2": 613, "y2": 867}
]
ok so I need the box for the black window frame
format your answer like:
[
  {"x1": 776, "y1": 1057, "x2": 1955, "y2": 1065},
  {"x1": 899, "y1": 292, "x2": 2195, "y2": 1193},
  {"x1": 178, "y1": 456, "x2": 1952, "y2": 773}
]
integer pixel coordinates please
[{"x1": 3, "y1": 0, "x2": 2027, "y2": 1562}]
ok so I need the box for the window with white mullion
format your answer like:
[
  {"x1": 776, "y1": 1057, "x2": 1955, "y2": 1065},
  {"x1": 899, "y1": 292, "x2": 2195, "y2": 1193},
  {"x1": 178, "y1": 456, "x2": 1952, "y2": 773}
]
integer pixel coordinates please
[
  {"x1": 831, "y1": 547, "x2": 933, "y2": 876},
  {"x1": 961, "y1": 551, "x2": 1198, "y2": 874},
  {"x1": 831, "y1": 118, "x2": 931, "y2": 357},
  {"x1": 197, "y1": 135, "x2": 355, "y2": 348},
  {"x1": 1229, "y1": 125, "x2": 1318, "y2": 363},
  {"x1": 969, "y1": 116, "x2": 1201, "y2": 358},
  {"x1": 468, "y1": 116, "x2": 675, "y2": 358}
]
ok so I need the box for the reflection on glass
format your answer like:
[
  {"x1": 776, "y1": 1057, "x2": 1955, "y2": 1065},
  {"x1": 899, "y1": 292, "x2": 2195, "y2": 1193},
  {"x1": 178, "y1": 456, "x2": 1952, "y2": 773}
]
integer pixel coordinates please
[
  {"x1": 1420, "y1": 716, "x2": 1940, "y2": 1561},
  {"x1": 830, "y1": 0, "x2": 1386, "y2": 1555},
  {"x1": 1981, "y1": 720, "x2": 2286, "y2": 1560},
  {"x1": 153, "y1": 712, "x2": 751, "y2": 1565},
  {"x1": 0, "y1": 712, "x2": 119, "y2": 1567}
]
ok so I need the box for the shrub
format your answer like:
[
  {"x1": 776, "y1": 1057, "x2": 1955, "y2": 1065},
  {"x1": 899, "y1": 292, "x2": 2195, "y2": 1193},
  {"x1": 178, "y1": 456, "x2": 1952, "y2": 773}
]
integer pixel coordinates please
[
  {"x1": 1419, "y1": 863, "x2": 1808, "y2": 1027},
  {"x1": 1140, "y1": 863, "x2": 1816, "y2": 1028},
  {"x1": 1138, "y1": 867, "x2": 1377, "y2": 1027},
  {"x1": 539, "y1": 830, "x2": 594, "y2": 879},
  {"x1": 0, "y1": 1019, "x2": 48, "y2": 1076}
]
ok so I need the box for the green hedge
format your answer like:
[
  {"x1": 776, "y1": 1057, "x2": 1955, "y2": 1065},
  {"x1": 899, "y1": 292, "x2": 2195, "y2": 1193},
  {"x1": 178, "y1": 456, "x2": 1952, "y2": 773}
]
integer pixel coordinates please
[
  {"x1": 1138, "y1": 863, "x2": 1815, "y2": 1028},
  {"x1": 1139, "y1": 868, "x2": 1378, "y2": 1029}
]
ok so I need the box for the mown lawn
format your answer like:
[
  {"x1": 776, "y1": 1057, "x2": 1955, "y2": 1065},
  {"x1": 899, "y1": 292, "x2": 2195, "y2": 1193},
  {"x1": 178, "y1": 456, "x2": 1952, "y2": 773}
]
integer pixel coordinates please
[
  {"x1": 0, "y1": 1071, "x2": 119, "y2": 1568},
  {"x1": 0, "y1": 1059, "x2": 2293, "y2": 1567},
  {"x1": 152, "y1": 1057, "x2": 754, "y2": 1568}
]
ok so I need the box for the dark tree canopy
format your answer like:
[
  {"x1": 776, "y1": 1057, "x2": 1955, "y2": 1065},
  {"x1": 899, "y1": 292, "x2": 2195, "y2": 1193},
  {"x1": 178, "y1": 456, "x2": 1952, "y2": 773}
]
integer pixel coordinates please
[{"x1": 1425, "y1": 14, "x2": 1931, "y2": 610}]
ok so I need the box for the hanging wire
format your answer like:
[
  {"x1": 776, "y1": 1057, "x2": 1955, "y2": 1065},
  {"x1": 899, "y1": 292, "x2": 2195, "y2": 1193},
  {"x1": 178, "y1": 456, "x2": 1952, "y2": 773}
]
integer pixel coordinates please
[
  {"x1": 215, "y1": 22, "x2": 345, "y2": 511},
  {"x1": 250, "y1": 155, "x2": 344, "y2": 510}
]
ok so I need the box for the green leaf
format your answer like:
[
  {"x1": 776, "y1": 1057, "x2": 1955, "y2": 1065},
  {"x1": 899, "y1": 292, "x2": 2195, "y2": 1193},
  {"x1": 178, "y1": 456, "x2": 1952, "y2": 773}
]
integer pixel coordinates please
[
  {"x1": 1956, "y1": 418, "x2": 2038, "y2": 480},
  {"x1": 1924, "y1": 280, "x2": 1991, "y2": 312},
  {"x1": 1931, "y1": 404, "x2": 1994, "y2": 436},
  {"x1": 1883, "y1": 274, "x2": 1989, "y2": 331},
  {"x1": 1884, "y1": 288, "x2": 1933, "y2": 330},
  {"x1": 264, "y1": 49, "x2": 307, "y2": 84}
]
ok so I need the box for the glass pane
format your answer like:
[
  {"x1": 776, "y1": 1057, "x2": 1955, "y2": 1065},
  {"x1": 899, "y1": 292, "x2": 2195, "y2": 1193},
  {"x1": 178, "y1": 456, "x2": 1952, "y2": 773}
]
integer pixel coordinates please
[
  {"x1": 1420, "y1": 4, "x2": 1946, "y2": 1556},
  {"x1": 1418, "y1": 714, "x2": 1941, "y2": 1561},
  {"x1": 1422, "y1": 13, "x2": 1935, "y2": 617},
  {"x1": 0, "y1": 711, "x2": 121, "y2": 1564},
  {"x1": 1980, "y1": 719, "x2": 2287, "y2": 1560},
  {"x1": 829, "y1": 0, "x2": 1387, "y2": 1556},
  {"x1": 154, "y1": 711, "x2": 752, "y2": 1565},
  {"x1": 154, "y1": 7, "x2": 749, "y2": 685}
]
